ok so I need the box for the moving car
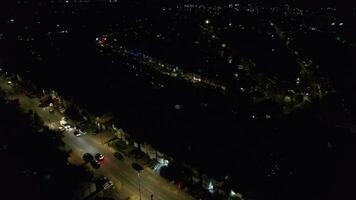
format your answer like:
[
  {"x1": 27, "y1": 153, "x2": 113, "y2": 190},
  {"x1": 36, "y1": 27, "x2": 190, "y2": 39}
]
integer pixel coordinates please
[{"x1": 95, "y1": 153, "x2": 104, "y2": 161}]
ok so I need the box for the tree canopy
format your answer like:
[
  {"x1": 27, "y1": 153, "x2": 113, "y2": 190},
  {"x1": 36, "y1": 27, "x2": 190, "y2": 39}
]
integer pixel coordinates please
[{"x1": 0, "y1": 96, "x2": 92, "y2": 200}]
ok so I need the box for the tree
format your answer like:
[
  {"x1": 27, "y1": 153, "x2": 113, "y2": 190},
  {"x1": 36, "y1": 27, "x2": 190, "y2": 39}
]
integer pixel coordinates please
[
  {"x1": 65, "y1": 103, "x2": 83, "y2": 122},
  {"x1": 0, "y1": 96, "x2": 93, "y2": 200}
]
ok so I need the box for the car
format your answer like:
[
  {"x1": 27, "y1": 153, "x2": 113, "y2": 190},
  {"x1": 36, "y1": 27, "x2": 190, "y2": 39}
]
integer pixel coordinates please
[
  {"x1": 73, "y1": 130, "x2": 82, "y2": 137},
  {"x1": 132, "y1": 162, "x2": 144, "y2": 172},
  {"x1": 114, "y1": 152, "x2": 124, "y2": 161},
  {"x1": 95, "y1": 153, "x2": 104, "y2": 161},
  {"x1": 91, "y1": 159, "x2": 100, "y2": 169},
  {"x1": 58, "y1": 126, "x2": 65, "y2": 132},
  {"x1": 83, "y1": 153, "x2": 94, "y2": 162}
]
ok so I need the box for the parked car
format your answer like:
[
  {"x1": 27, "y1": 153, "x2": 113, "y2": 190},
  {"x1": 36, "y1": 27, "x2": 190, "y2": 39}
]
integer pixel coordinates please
[
  {"x1": 114, "y1": 152, "x2": 125, "y2": 161},
  {"x1": 91, "y1": 159, "x2": 100, "y2": 169},
  {"x1": 132, "y1": 162, "x2": 144, "y2": 172},
  {"x1": 83, "y1": 153, "x2": 94, "y2": 162}
]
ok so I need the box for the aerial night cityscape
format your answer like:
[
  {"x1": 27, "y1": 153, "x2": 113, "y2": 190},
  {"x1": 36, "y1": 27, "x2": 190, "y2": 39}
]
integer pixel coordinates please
[{"x1": 1, "y1": 0, "x2": 356, "y2": 200}]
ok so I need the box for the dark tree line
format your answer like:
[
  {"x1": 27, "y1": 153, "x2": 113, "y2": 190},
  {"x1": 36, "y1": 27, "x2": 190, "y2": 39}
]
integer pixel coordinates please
[{"x1": 0, "y1": 96, "x2": 92, "y2": 200}]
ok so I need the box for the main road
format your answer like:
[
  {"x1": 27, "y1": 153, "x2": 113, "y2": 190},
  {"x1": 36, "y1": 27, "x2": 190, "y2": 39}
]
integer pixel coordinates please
[
  {"x1": 0, "y1": 75, "x2": 194, "y2": 200},
  {"x1": 63, "y1": 129, "x2": 191, "y2": 200}
]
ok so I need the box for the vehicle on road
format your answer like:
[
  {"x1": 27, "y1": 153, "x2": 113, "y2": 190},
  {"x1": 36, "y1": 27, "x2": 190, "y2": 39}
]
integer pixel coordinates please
[
  {"x1": 95, "y1": 153, "x2": 104, "y2": 161},
  {"x1": 83, "y1": 153, "x2": 100, "y2": 168},
  {"x1": 114, "y1": 152, "x2": 125, "y2": 161},
  {"x1": 132, "y1": 162, "x2": 144, "y2": 172},
  {"x1": 83, "y1": 153, "x2": 94, "y2": 162},
  {"x1": 91, "y1": 159, "x2": 101, "y2": 169}
]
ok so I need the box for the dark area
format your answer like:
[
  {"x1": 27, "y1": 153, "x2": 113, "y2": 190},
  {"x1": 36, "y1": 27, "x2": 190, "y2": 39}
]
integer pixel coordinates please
[{"x1": 0, "y1": 96, "x2": 92, "y2": 200}]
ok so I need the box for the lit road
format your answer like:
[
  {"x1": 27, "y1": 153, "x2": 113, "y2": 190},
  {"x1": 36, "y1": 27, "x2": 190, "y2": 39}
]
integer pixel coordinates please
[
  {"x1": 63, "y1": 132, "x2": 191, "y2": 200},
  {"x1": 0, "y1": 75, "x2": 194, "y2": 200}
]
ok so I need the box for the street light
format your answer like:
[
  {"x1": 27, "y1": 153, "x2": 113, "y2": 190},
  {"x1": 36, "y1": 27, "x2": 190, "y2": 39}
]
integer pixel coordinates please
[
  {"x1": 138, "y1": 172, "x2": 142, "y2": 200},
  {"x1": 132, "y1": 163, "x2": 144, "y2": 200}
]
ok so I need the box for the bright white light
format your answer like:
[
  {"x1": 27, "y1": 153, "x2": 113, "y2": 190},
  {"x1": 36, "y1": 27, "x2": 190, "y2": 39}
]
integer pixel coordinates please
[
  {"x1": 60, "y1": 118, "x2": 68, "y2": 126},
  {"x1": 153, "y1": 158, "x2": 169, "y2": 173},
  {"x1": 229, "y1": 57, "x2": 233, "y2": 64},
  {"x1": 208, "y1": 181, "x2": 214, "y2": 193},
  {"x1": 205, "y1": 19, "x2": 210, "y2": 24}
]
